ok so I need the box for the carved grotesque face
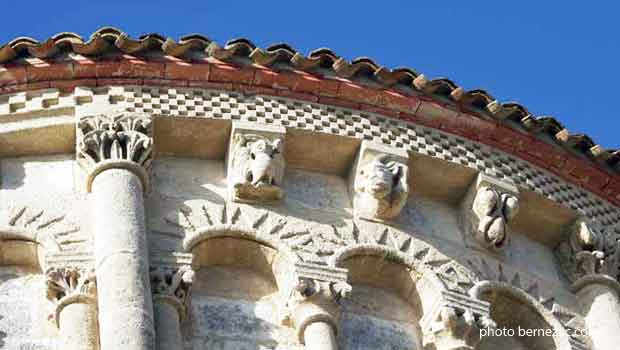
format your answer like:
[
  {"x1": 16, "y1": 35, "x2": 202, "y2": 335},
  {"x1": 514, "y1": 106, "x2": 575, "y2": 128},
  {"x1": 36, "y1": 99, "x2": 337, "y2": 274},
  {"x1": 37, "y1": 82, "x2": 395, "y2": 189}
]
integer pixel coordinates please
[
  {"x1": 472, "y1": 187, "x2": 519, "y2": 249},
  {"x1": 245, "y1": 138, "x2": 283, "y2": 187},
  {"x1": 359, "y1": 159, "x2": 397, "y2": 199},
  {"x1": 354, "y1": 155, "x2": 409, "y2": 221}
]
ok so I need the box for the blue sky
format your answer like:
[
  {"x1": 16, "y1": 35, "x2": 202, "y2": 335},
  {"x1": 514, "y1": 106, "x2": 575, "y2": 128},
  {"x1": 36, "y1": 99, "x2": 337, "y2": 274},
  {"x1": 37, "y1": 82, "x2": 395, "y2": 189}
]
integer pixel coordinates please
[{"x1": 3, "y1": 1, "x2": 618, "y2": 148}]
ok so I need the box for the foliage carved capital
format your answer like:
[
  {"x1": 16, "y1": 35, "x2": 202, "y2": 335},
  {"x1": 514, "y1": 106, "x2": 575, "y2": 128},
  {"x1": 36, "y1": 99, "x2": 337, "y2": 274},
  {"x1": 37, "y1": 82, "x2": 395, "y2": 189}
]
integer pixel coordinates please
[
  {"x1": 77, "y1": 112, "x2": 153, "y2": 192},
  {"x1": 46, "y1": 267, "x2": 97, "y2": 326}
]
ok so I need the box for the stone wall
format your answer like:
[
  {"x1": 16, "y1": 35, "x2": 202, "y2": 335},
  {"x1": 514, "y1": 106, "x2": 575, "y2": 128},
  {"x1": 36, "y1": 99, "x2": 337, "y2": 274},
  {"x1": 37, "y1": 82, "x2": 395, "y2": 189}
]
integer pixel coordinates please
[
  {"x1": 0, "y1": 85, "x2": 616, "y2": 350},
  {"x1": 0, "y1": 266, "x2": 57, "y2": 349}
]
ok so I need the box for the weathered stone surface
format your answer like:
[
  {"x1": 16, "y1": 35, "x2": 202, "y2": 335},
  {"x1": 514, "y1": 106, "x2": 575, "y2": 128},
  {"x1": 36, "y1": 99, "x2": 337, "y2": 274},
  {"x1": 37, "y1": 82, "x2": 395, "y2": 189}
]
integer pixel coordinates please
[
  {"x1": 227, "y1": 122, "x2": 286, "y2": 204},
  {"x1": 462, "y1": 173, "x2": 520, "y2": 251},
  {"x1": 0, "y1": 267, "x2": 58, "y2": 349},
  {"x1": 349, "y1": 141, "x2": 410, "y2": 222},
  {"x1": 0, "y1": 83, "x2": 617, "y2": 350}
]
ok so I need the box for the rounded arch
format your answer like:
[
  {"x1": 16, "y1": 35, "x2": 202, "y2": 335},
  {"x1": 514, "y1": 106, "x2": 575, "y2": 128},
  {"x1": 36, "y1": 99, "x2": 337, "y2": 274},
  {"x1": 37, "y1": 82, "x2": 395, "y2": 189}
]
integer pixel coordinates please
[
  {"x1": 181, "y1": 225, "x2": 300, "y2": 349},
  {"x1": 329, "y1": 244, "x2": 415, "y2": 268},
  {"x1": 330, "y1": 244, "x2": 450, "y2": 350},
  {"x1": 182, "y1": 224, "x2": 300, "y2": 294},
  {"x1": 329, "y1": 244, "x2": 449, "y2": 301},
  {"x1": 0, "y1": 225, "x2": 61, "y2": 270},
  {"x1": 470, "y1": 281, "x2": 572, "y2": 350}
]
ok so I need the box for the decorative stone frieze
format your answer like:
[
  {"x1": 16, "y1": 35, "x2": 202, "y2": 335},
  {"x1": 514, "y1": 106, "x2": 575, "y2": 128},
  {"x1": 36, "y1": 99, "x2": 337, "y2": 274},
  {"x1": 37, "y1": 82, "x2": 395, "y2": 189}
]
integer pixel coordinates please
[
  {"x1": 556, "y1": 218, "x2": 619, "y2": 282},
  {"x1": 46, "y1": 267, "x2": 99, "y2": 350},
  {"x1": 227, "y1": 122, "x2": 286, "y2": 203},
  {"x1": 77, "y1": 111, "x2": 153, "y2": 192},
  {"x1": 3, "y1": 27, "x2": 620, "y2": 350},
  {"x1": 285, "y1": 262, "x2": 350, "y2": 348},
  {"x1": 462, "y1": 173, "x2": 520, "y2": 251},
  {"x1": 467, "y1": 256, "x2": 594, "y2": 350},
  {"x1": 349, "y1": 141, "x2": 410, "y2": 221}
]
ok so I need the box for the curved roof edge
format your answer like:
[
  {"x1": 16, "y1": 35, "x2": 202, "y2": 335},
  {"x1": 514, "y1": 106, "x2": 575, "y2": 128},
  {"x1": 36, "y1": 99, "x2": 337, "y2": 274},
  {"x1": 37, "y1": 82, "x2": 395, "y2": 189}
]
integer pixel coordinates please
[{"x1": 0, "y1": 27, "x2": 618, "y2": 205}]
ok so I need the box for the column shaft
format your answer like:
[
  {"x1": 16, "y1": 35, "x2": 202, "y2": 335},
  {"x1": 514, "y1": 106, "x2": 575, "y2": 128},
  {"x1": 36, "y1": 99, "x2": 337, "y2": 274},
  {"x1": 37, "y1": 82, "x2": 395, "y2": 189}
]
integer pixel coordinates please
[
  {"x1": 91, "y1": 169, "x2": 155, "y2": 350},
  {"x1": 303, "y1": 321, "x2": 338, "y2": 350},
  {"x1": 154, "y1": 299, "x2": 183, "y2": 350},
  {"x1": 58, "y1": 302, "x2": 99, "y2": 350},
  {"x1": 576, "y1": 281, "x2": 620, "y2": 350}
]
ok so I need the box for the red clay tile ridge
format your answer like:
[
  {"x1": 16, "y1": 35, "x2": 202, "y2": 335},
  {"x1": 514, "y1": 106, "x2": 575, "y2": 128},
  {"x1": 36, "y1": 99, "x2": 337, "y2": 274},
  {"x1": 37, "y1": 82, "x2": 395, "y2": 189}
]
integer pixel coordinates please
[{"x1": 0, "y1": 26, "x2": 617, "y2": 174}]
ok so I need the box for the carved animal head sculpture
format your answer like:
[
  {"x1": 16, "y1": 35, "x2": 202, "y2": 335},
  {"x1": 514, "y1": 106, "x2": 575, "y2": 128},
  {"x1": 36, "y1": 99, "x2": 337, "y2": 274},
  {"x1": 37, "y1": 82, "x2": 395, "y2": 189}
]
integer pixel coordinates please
[
  {"x1": 354, "y1": 155, "x2": 409, "y2": 220},
  {"x1": 229, "y1": 134, "x2": 285, "y2": 203},
  {"x1": 471, "y1": 186, "x2": 519, "y2": 250}
]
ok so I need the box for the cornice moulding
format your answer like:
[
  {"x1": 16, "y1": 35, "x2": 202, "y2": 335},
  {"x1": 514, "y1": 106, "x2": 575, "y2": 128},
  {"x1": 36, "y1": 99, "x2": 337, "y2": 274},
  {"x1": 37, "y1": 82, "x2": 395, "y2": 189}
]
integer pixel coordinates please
[{"x1": 0, "y1": 85, "x2": 617, "y2": 247}]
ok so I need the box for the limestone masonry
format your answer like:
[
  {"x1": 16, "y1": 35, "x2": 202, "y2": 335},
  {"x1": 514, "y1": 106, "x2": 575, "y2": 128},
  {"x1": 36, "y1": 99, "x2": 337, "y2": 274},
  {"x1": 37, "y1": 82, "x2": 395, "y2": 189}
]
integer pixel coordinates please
[{"x1": 0, "y1": 27, "x2": 617, "y2": 350}]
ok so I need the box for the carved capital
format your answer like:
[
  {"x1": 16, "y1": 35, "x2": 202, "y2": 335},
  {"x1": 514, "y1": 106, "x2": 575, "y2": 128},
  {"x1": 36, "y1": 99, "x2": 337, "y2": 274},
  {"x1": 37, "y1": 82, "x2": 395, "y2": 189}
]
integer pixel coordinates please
[
  {"x1": 227, "y1": 122, "x2": 286, "y2": 203},
  {"x1": 46, "y1": 267, "x2": 97, "y2": 326},
  {"x1": 423, "y1": 291, "x2": 494, "y2": 350},
  {"x1": 557, "y1": 218, "x2": 619, "y2": 282},
  {"x1": 425, "y1": 306, "x2": 495, "y2": 350},
  {"x1": 350, "y1": 141, "x2": 410, "y2": 221},
  {"x1": 462, "y1": 174, "x2": 519, "y2": 251},
  {"x1": 77, "y1": 112, "x2": 153, "y2": 192},
  {"x1": 150, "y1": 266, "x2": 195, "y2": 320},
  {"x1": 293, "y1": 277, "x2": 352, "y2": 305},
  {"x1": 285, "y1": 262, "x2": 350, "y2": 343}
]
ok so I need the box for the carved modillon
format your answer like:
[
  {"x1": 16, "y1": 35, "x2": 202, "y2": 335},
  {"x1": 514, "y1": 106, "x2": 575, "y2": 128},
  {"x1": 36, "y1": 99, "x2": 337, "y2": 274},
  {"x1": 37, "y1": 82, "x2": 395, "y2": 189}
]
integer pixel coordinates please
[
  {"x1": 150, "y1": 266, "x2": 195, "y2": 319},
  {"x1": 227, "y1": 122, "x2": 286, "y2": 203},
  {"x1": 556, "y1": 218, "x2": 619, "y2": 282},
  {"x1": 351, "y1": 142, "x2": 410, "y2": 221},
  {"x1": 46, "y1": 267, "x2": 97, "y2": 325},
  {"x1": 77, "y1": 112, "x2": 153, "y2": 192},
  {"x1": 463, "y1": 174, "x2": 519, "y2": 251}
]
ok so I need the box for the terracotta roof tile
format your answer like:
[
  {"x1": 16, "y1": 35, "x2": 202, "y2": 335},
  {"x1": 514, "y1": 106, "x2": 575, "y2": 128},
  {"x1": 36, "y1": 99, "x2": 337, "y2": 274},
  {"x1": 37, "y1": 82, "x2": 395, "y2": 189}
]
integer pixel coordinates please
[{"x1": 0, "y1": 26, "x2": 616, "y2": 172}]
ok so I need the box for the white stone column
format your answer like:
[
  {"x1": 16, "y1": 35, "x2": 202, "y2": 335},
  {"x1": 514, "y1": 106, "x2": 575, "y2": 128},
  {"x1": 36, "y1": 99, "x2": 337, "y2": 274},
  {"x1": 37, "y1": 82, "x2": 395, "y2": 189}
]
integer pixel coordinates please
[
  {"x1": 573, "y1": 275, "x2": 620, "y2": 350},
  {"x1": 77, "y1": 112, "x2": 155, "y2": 350},
  {"x1": 46, "y1": 267, "x2": 99, "y2": 350},
  {"x1": 302, "y1": 319, "x2": 339, "y2": 350},
  {"x1": 287, "y1": 264, "x2": 351, "y2": 350},
  {"x1": 555, "y1": 217, "x2": 620, "y2": 350},
  {"x1": 150, "y1": 266, "x2": 194, "y2": 350}
]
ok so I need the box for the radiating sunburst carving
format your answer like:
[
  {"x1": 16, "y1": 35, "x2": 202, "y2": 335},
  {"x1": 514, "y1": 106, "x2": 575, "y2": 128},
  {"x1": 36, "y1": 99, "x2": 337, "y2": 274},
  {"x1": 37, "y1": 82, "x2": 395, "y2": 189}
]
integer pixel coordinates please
[
  {"x1": 163, "y1": 201, "x2": 477, "y2": 292},
  {"x1": 2, "y1": 205, "x2": 82, "y2": 252}
]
